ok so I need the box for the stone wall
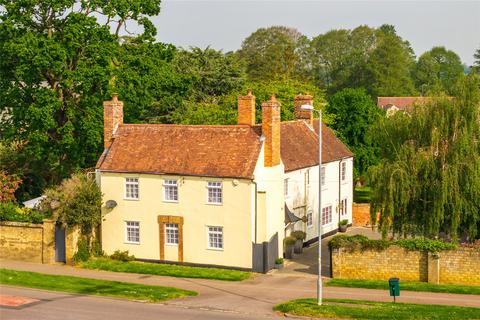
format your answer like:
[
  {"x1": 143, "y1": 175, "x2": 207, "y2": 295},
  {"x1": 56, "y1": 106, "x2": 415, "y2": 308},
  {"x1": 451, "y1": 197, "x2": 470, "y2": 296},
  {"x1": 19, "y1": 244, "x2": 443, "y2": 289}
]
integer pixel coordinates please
[
  {"x1": 332, "y1": 245, "x2": 480, "y2": 285},
  {"x1": 0, "y1": 220, "x2": 55, "y2": 264}
]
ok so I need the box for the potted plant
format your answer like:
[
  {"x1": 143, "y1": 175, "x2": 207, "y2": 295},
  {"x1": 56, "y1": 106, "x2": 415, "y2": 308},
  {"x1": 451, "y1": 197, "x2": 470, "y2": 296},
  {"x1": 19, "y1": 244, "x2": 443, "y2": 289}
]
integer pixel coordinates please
[
  {"x1": 291, "y1": 230, "x2": 306, "y2": 254},
  {"x1": 339, "y1": 219, "x2": 348, "y2": 232},
  {"x1": 274, "y1": 257, "x2": 284, "y2": 269},
  {"x1": 284, "y1": 236, "x2": 296, "y2": 259}
]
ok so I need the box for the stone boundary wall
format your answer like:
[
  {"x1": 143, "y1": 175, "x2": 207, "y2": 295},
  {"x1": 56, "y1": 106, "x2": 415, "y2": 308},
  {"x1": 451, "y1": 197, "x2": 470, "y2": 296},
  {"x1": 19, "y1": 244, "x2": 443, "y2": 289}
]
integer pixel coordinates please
[
  {"x1": 0, "y1": 220, "x2": 55, "y2": 264},
  {"x1": 332, "y1": 245, "x2": 480, "y2": 285}
]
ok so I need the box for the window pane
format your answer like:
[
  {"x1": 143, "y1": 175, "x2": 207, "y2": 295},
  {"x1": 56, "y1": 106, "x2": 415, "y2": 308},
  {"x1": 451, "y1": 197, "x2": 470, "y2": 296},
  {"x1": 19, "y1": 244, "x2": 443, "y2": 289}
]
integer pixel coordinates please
[
  {"x1": 165, "y1": 223, "x2": 179, "y2": 244},
  {"x1": 208, "y1": 226, "x2": 223, "y2": 249},
  {"x1": 207, "y1": 182, "x2": 222, "y2": 204},
  {"x1": 126, "y1": 221, "x2": 140, "y2": 243}
]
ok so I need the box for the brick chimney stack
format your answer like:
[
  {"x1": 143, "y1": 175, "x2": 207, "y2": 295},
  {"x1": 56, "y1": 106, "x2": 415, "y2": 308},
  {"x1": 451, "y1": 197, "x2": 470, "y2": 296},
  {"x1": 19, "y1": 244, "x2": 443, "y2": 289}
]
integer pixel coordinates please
[
  {"x1": 262, "y1": 95, "x2": 281, "y2": 167},
  {"x1": 103, "y1": 94, "x2": 124, "y2": 148},
  {"x1": 294, "y1": 93, "x2": 313, "y2": 126},
  {"x1": 237, "y1": 89, "x2": 256, "y2": 126}
]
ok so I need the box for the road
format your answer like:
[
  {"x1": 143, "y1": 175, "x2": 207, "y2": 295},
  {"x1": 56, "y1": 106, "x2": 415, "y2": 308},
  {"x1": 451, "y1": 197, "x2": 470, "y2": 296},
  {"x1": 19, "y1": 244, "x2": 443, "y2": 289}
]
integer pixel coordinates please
[{"x1": 0, "y1": 286, "x2": 283, "y2": 320}]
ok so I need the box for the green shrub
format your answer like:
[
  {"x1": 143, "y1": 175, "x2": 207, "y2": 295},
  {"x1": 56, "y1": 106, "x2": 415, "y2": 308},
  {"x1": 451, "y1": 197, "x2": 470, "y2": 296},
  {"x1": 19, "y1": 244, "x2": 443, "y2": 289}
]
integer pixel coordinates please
[
  {"x1": 110, "y1": 250, "x2": 135, "y2": 262},
  {"x1": 73, "y1": 238, "x2": 91, "y2": 263},
  {"x1": 275, "y1": 257, "x2": 284, "y2": 264},
  {"x1": 0, "y1": 202, "x2": 46, "y2": 224},
  {"x1": 339, "y1": 219, "x2": 349, "y2": 226},
  {"x1": 291, "y1": 231, "x2": 306, "y2": 240},
  {"x1": 90, "y1": 240, "x2": 104, "y2": 257},
  {"x1": 284, "y1": 236, "x2": 296, "y2": 246},
  {"x1": 329, "y1": 234, "x2": 456, "y2": 253}
]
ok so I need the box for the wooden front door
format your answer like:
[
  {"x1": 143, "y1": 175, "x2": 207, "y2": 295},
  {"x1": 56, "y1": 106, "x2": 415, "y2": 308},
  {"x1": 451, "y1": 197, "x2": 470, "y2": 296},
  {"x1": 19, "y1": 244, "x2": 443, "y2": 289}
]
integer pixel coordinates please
[{"x1": 158, "y1": 215, "x2": 184, "y2": 262}]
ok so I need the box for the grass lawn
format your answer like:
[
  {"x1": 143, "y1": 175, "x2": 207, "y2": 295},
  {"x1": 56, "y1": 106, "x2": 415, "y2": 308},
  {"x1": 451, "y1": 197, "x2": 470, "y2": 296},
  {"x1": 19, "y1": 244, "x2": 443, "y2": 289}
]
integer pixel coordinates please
[
  {"x1": 326, "y1": 278, "x2": 480, "y2": 295},
  {"x1": 80, "y1": 258, "x2": 251, "y2": 281},
  {"x1": 354, "y1": 186, "x2": 371, "y2": 203},
  {"x1": 274, "y1": 298, "x2": 480, "y2": 320},
  {"x1": 0, "y1": 268, "x2": 196, "y2": 302}
]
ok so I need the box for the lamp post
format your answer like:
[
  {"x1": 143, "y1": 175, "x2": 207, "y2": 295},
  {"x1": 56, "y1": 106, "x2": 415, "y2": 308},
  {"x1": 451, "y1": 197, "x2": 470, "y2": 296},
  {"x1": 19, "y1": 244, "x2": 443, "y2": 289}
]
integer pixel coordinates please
[{"x1": 301, "y1": 104, "x2": 322, "y2": 305}]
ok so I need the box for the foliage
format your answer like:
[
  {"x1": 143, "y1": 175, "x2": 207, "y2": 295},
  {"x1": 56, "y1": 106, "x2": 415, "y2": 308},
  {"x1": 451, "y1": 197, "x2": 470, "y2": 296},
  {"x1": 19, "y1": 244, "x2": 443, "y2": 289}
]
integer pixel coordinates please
[
  {"x1": 291, "y1": 231, "x2": 306, "y2": 240},
  {"x1": 110, "y1": 250, "x2": 135, "y2": 262},
  {"x1": 90, "y1": 240, "x2": 104, "y2": 257},
  {"x1": 329, "y1": 234, "x2": 456, "y2": 253},
  {"x1": 0, "y1": 170, "x2": 21, "y2": 202},
  {"x1": 172, "y1": 47, "x2": 246, "y2": 102},
  {"x1": 275, "y1": 257, "x2": 284, "y2": 265},
  {"x1": 354, "y1": 186, "x2": 371, "y2": 203},
  {"x1": 0, "y1": 0, "x2": 162, "y2": 200},
  {"x1": 413, "y1": 46, "x2": 464, "y2": 95},
  {"x1": 326, "y1": 88, "x2": 383, "y2": 176},
  {"x1": 0, "y1": 268, "x2": 196, "y2": 302},
  {"x1": 274, "y1": 298, "x2": 480, "y2": 320},
  {"x1": 368, "y1": 75, "x2": 480, "y2": 241},
  {"x1": 72, "y1": 238, "x2": 91, "y2": 263},
  {"x1": 339, "y1": 219, "x2": 349, "y2": 226},
  {"x1": 0, "y1": 202, "x2": 47, "y2": 224},
  {"x1": 284, "y1": 236, "x2": 296, "y2": 246},
  {"x1": 80, "y1": 258, "x2": 251, "y2": 281},
  {"x1": 326, "y1": 278, "x2": 480, "y2": 295},
  {"x1": 238, "y1": 26, "x2": 308, "y2": 81},
  {"x1": 41, "y1": 174, "x2": 102, "y2": 235},
  {"x1": 474, "y1": 47, "x2": 480, "y2": 74}
]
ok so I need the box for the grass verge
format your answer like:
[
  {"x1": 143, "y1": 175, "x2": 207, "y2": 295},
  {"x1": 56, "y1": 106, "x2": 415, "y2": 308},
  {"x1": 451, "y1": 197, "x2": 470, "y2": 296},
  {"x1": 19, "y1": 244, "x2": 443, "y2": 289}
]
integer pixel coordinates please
[
  {"x1": 326, "y1": 278, "x2": 480, "y2": 295},
  {"x1": 354, "y1": 186, "x2": 371, "y2": 203},
  {"x1": 80, "y1": 258, "x2": 251, "y2": 281},
  {"x1": 274, "y1": 298, "x2": 480, "y2": 320},
  {"x1": 0, "y1": 268, "x2": 196, "y2": 302}
]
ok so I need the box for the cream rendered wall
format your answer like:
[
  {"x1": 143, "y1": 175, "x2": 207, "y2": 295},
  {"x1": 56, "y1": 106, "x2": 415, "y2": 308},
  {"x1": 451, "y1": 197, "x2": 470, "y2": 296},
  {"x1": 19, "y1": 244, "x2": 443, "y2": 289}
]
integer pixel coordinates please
[
  {"x1": 100, "y1": 172, "x2": 254, "y2": 269},
  {"x1": 252, "y1": 144, "x2": 285, "y2": 255},
  {"x1": 285, "y1": 157, "x2": 353, "y2": 242}
]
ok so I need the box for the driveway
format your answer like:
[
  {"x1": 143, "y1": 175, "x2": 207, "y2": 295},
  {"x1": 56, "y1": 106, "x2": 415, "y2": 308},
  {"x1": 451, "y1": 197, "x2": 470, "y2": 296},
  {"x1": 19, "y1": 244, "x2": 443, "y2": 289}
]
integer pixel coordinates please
[{"x1": 277, "y1": 226, "x2": 381, "y2": 277}]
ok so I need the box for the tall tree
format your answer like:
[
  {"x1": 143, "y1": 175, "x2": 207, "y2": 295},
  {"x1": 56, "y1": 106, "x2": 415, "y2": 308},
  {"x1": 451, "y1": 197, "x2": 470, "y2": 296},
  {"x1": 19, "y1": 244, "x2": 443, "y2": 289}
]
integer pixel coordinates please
[
  {"x1": 369, "y1": 75, "x2": 480, "y2": 241},
  {"x1": 0, "y1": 0, "x2": 161, "y2": 200},
  {"x1": 413, "y1": 46, "x2": 464, "y2": 95},
  {"x1": 238, "y1": 26, "x2": 308, "y2": 81},
  {"x1": 326, "y1": 88, "x2": 383, "y2": 177}
]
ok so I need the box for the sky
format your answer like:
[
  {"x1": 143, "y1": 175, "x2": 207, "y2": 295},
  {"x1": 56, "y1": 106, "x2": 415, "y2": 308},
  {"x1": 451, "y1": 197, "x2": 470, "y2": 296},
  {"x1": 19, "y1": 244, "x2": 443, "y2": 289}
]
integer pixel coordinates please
[{"x1": 149, "y1": 0, "x2": 480, "y2": 65}]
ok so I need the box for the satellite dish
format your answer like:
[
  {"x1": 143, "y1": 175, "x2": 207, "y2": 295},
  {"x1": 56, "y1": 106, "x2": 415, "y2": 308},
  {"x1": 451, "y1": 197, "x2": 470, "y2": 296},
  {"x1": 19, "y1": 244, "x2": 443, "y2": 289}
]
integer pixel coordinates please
[{"x1": 105, "y1": 200, "x2": 117, "y2": 209}]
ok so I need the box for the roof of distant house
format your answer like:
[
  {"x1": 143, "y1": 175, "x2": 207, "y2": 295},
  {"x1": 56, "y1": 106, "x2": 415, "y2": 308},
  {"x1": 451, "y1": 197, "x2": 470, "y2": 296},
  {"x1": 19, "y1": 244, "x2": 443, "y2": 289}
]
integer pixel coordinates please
[
  {"x1": 97, "y1": 120, "x2": 353, "y2": 178},
  {"x1": 377, "y1": 97, "x2": 432, "y2": 112}
]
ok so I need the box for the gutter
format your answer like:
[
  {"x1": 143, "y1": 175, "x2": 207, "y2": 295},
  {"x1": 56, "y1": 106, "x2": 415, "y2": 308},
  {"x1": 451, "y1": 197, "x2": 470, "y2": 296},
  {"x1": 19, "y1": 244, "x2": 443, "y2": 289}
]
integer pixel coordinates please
[{"x1": 253, "y1": 181, "x2": 258, "y2": 244}]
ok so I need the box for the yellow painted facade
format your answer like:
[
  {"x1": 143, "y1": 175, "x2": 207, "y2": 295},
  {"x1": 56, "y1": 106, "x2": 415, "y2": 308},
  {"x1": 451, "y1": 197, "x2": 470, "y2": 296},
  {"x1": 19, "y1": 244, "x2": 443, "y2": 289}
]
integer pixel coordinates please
[{"x1": 100, "y1": 172, "x2": 257, "y2": 269}]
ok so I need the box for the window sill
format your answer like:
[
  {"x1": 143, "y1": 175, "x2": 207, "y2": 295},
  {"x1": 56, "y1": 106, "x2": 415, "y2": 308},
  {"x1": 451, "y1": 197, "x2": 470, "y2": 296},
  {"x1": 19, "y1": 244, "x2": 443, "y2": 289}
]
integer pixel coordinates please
[
  {"x1": 165, "y1": 243, "x2": 179, "y2": 247},
  {"x1": 207, "y1": 247, "x2": 224, "y2": 251},
  {"x1": 124, "y1": 241, "x2": 140, "y2": 245},
  {"x1": 163, "y1": 200, "x2": 179, "y2": 203},
  {"x1": 123, "y1": 198, "x2": 140, "y2": 201},
  {"x1": 206, "y1": 202, "x2": 223, "y2": 206}
]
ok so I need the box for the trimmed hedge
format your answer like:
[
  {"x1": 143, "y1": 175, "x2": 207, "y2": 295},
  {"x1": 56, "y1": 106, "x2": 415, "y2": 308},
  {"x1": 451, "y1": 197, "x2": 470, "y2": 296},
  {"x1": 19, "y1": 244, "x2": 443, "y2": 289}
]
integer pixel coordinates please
[{"x1": 329, "y1": 234, "x2": 456, "y2": 253}]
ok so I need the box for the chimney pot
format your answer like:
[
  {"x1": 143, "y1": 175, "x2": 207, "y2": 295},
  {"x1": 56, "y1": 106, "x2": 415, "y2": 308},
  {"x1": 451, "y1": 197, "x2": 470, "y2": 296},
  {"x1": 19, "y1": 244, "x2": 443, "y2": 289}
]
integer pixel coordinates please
[{"x1": 294, "y1": 94, "x2": 314, "y2": 126}]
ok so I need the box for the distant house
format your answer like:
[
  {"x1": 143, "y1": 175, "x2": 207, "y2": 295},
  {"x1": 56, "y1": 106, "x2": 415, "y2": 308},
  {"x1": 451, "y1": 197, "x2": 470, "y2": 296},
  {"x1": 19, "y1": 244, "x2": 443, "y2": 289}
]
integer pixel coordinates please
[
  {"x1": 377, "y1": 97, "x2": 432, "y2": 116},
  {"x1": 96, "y1": 92, "x2": 352, "y2": 272}
]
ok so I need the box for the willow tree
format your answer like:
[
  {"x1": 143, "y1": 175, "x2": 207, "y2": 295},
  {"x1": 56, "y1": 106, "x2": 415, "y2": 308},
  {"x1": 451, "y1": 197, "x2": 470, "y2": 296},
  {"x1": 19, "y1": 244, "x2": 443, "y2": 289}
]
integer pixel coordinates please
[{"x1": 369, "y1": 75, "x2": 480, "y2": 242}]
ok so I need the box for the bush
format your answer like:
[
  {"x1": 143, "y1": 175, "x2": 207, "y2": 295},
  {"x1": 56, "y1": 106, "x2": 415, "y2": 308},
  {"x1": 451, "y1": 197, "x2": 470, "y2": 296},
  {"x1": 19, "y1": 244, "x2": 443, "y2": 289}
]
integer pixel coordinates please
[
  {"x1": 0, "y1": 202, "x2": 47, "y2": 224},
  {"x1": 339, "y1": 219, "x2": 349, "y2": 226},
  {"x1": 284, "y1": 236, "x2": 296, "y2": 246},
  {"x1": 90, "y1": 240, "x2": 104, "y2": 257},
  {"x1": 110, "y1": 250, "x2": 135, "y2": 262},
  {"x1": 329, "y1": 234, "x2": 456, "y2": 253},
  {"x1": 291, "y1": 231, "x2": 306, "y2": 240},
  {"x1": 73, "y1": 238, "x2": 91, "y2": 263},
  {"x1": 275, "y1": 257, "x2": 284, "y2": 265}
]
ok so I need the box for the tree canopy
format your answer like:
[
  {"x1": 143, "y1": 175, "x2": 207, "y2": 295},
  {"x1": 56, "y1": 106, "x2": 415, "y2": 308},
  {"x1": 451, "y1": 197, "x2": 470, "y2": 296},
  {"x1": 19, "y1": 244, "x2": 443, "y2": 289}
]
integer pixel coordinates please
[
  {"x1": 369, "y1": 75, "x2": 480, "y2": 241},
  {"x1": 326, "y1": 88, "x2": 383, "y2": 177}
]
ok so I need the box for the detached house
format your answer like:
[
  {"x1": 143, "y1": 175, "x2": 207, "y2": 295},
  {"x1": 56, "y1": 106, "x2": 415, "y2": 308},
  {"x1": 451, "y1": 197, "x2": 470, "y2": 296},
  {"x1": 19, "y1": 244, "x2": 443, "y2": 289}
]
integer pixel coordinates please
[{"x1": 96, "y1": 92, "x2": 352, "y2": 272}]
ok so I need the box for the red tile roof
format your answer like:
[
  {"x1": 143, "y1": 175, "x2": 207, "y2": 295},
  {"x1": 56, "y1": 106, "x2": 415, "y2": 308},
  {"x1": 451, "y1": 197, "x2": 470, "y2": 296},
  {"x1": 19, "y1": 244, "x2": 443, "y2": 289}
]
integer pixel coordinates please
[
  {"x1": 377, "y1": 97, "x2": 431, "y2": 112},
  {"x1": 96, "y1": 124, "x2": 262, "y2": 179},
  {"x1": 97, "y1": 120, "x2": 353, "y2": 177}
]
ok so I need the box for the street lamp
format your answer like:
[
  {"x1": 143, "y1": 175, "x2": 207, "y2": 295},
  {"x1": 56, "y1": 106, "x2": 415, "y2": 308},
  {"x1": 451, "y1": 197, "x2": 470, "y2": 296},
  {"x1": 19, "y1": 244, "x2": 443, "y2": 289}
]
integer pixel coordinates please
[{"x1": 301, "y1": 104, "x2": 323, "y2": 306}]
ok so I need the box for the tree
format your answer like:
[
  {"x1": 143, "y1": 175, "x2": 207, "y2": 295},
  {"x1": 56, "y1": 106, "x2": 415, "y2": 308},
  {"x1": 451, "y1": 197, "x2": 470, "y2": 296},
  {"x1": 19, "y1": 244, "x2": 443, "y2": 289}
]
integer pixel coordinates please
[
  {"x1": 368, "y1": 75, "x2": 480, "y2": 241},
  {"x1": 365, "y1": 25, "x2": 417, "y2": 97},
  {"x1": 413, "y1": 46, "x2": 464, "y2": 95},
  {"x1": 0, "y1": 170, "x2": 21, "y2": 202},
  {"x1": 326, "y1": 88, "x2": 383, "y2": 177},
  {"x1": 473, "y1": 47, "x2": 480, "y2": 74},
  {"x1": 171, "y1": 47, "x2": 246, "y2": 102},
  {"x1": 238, "y1": 26, "x2": 308, "y2": 81},
  {"x1": 0, "y1": 1, "x2": 161, "y2": 200}
]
